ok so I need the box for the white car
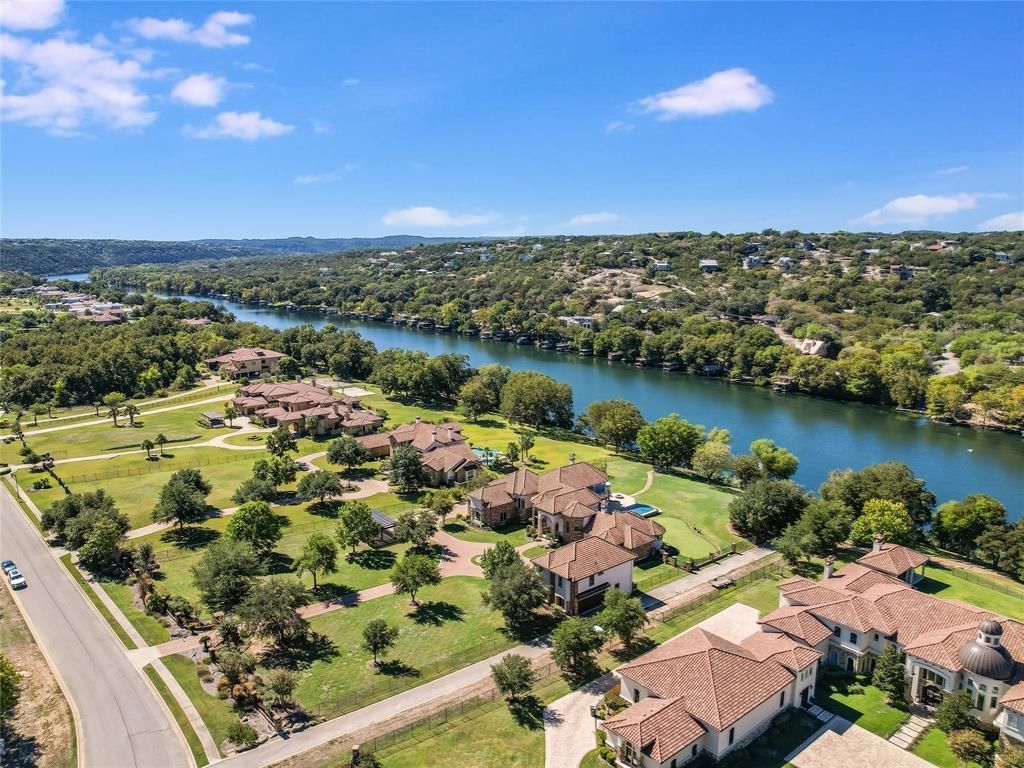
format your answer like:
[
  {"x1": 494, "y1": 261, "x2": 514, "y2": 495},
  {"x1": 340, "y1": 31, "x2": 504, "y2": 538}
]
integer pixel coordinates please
[{"x1": 7, "y1": 568, "x2": 27, "y2": 590}]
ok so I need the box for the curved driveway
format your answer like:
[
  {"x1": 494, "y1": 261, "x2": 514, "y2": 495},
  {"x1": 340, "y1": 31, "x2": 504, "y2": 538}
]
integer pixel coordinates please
[{"x1": 1, "y1": 488, "x2": 190, "y2": 768}]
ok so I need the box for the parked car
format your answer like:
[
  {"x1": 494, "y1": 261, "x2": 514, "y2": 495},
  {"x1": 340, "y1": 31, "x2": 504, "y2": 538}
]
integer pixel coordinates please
[
  {"x1": 7, "y1": 568, "x2": 27, "y2": 590},
  {"x1": 2, "y1": 559, "x2": 17, "y2": 576}
]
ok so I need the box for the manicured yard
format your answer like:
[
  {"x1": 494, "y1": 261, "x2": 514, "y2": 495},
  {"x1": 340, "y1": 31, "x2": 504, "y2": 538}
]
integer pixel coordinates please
[
  {"x1": 222, "y1": 432, "x2": 269, "y2": 447},
  {"x1": 631, "y1": 471, "x2": 740, "y2": 558},
  {"x1": 917, "y1": 565, "x2": 1024, "y2": 621},
  {"x1": 577, "y1": 750, "x2": 606, "y2": 768},
  {"x1": 100, "y1": 579, "x2": 171, "y2": 644},
  {"x1": 605, "y1": 457, "x2": 651, "y2": 496},
  {"x1": 163, "y1": 654, "x2": 238, "y2": 753},
  {"x1": 815, "y1": 672, "x2": 909, "y2": 738},
  {"x1": 632, "y1": 560, "x2": 682, "y2": 592},
  {"x1": 912, "y1": 726, "x2": 991, "y2": 768},
  {"x1": 59, "y1": 553, "x2": 137, "y2": 649},
  {"x1": 143, "y1": 664, "x2": 210, "y2": 767},
  {"x1": 442, "y1": 519, "x2": 530, "y2": 546},
  {"x1": 23, "y1": 402, "x2": 236, "y2": 460},
  {"x1": 292, "y1": 577, "x2": 531, "y2": 718}
]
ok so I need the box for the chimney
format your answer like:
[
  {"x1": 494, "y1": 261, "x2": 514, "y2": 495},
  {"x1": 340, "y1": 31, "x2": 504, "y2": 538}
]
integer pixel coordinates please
[
  {"x1": 415, "y1": 415, "x2": 421, "y2": 423},
  {"x1": 447, "y1": 428, "x2": 453, "y2": 442},
  {"x1": 351, "y1": 745, "x2": 360, "y2": 765},
  {"x1": 824, "y1": 555, "x2": 835, "y2": 580},
  {"x1": 569, "y1": 452, "x2": 576, "y2": 464},
  {"x1": 872, "y1": 535, "x2": 885, "y2": 553}
]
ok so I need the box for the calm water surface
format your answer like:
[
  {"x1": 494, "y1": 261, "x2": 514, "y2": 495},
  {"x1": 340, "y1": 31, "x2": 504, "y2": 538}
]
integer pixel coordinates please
[{"x1": 159, "y1": 293, "x2": 1024, "y2": 515}]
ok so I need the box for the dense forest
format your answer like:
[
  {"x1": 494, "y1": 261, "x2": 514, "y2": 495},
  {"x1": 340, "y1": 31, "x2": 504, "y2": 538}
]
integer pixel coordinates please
[{"x1": 70, "y1": 228, "x2": 1024, "y2": 421}]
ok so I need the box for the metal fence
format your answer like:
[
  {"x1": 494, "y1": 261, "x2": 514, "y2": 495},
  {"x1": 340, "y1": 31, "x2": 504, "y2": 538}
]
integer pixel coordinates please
[
  {"x1": 936, "y1": 562, "x2": 1024, "y2": 600},
  {"x1": 61, "y1": 449, "x2": 262, "y2": 485},
  {"x1": 647, "y1": 561, "x2": 785, "y2": 625}
]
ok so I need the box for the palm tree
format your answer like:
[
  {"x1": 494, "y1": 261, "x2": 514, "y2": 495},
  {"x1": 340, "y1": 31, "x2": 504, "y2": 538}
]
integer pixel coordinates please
[
  {"x1": 518, "y1": 433, "x2": 535, "y2": 463},
  {"x1": 155, "y1": 433, "x2": 167, "y2": 456},
  {"x1": 92, "y1": 400, "x2": 102, "y2": 417},
  {"x1": 141, "y1": 439, "x2": 154, "y2": 458},
  {"x1": 107, "y1": 404, "x2": 120, "y2": 427},
  {"x1": 224, "y1": 402, "x2": 238, "y2": 427},
  {"x1": 124, "y1": 402, "x2": 140, "y2": 426}
]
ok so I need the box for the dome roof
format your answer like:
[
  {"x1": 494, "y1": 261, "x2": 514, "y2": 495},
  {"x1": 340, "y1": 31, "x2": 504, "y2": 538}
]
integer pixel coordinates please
[
  {"x1": 979, "y1": 619, "x2": 1004, "y2": 636},
  {"x1": 959, "y1": 639, "x2": 1015, "y2": 680}
]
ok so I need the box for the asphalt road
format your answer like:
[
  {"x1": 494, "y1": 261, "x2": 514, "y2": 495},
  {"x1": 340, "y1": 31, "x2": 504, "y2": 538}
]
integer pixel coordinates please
[{"x1": 1, "y1": 488, "x2": 190, "y2": 768}]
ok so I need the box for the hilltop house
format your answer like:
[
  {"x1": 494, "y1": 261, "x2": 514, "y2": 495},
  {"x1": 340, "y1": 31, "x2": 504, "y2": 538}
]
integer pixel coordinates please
[
  {"x1": 232, "y1": 381, "x2": 383, "y2": 437},
  {"x1": 356, "y1": 418, "x2": 481, "y2": 487},
  {"x1": 205, "y1": 347, "x2": 287, "y2": 380}
]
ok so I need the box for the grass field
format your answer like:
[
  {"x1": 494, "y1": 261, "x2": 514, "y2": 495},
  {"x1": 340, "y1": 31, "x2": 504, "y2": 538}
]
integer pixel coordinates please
[
  {"x1": 442, "y1": 520, "x2": 530, "y2": 546},
  {"x1": 917, "y1": 565, "x2": 1024, "y2": 621},
  {"x1": 815, "y1": 672, "x2": 909, "y2": 738},
  {"x1": 20, "y1": 403, "x2": 236, "y2": 460},
  {"x1": 100, "y1": 579, "x2": 170, "y2": 644},
  {"x1": 144, "y1": 664, "x2": 210, "y2": 767},
  {"x1": 911, "y1": 726, "x2": 990, "y2": 768},
  {"x1": 59, "y1": 553, "x2": 137, "y2": 649},
  {"x1": 163, "y1": 654, "x2": 238, "y2": 753},
  {"x1": 293, "y1": 577, "x2": 528, "y2": 717},
  {"x1": 630, "y1": 471, "x2": 740, "y2": 558}
]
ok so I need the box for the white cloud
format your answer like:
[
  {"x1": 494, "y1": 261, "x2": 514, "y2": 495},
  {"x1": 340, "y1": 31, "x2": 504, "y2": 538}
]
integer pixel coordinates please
[
  {"x1": 311, "y1": 118, "x2": 333, "y2": 134},
  {"x1": 0, "y1": 0, "x2": 64, "y2": 30},
  {"x1": 342, "y1": 77, "x2": 360, "y2": 86},
  {"x1": 186, "y1": 110, "x2": 292, "y2": 140},
  {"x1": 605, "y1": 120, "x2": 635, "y2": 134},
  {"x1": 935, "y1": 165, "x2": 968, "y2": 176},
  {"x1": 171, "y1": 73, "x2": 226, "y2": 107},
  {"x1": 565, "y1": 212, "x2": 620, "y2": 227},
  {"x1": 293, "y1": 164, "x2": 355, "y2": 184},
  {"x1": 855, "y1": 193, "x2": 1006, "y2": 226},
  {"x1": 977, "y1": 211, "x2": 1024, "y2": 231},
  {"x1": 237, "y1": 61, "x2": 273, "y2": 73},
  {"x1": 129, "y1": 10, "x2": 253, "y2": 48},
  {"x1": 636, "y1": 68, "x2": 774, "y2": 119},
  {"x1": 381, "y1": 206, "x2": 498, "y2": 228},
  {"x1": 0, "y1": 32, "x2": 155, "y2": 135}
]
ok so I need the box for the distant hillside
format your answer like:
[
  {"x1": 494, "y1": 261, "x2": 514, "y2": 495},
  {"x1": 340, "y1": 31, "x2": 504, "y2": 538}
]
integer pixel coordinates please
[{"x1": 1, "y1": 235, "x2": 494, "y2": 275}]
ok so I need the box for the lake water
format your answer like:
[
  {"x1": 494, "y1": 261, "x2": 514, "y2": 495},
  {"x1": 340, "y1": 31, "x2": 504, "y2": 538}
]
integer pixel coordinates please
[
  {"x1": 46, "y1": 272, "x2": 90, "y2": 282},
  {"x1": 159, "y1": 293, "x2": 1024, "y2": 515}
]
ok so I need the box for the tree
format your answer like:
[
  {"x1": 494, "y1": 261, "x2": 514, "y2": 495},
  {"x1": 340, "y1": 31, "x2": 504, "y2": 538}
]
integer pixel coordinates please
[
  {"x1": 224, "y1": 402, "x2": 239, "y2": 426},
  {"x1": 232, "y1": 476, "x2": 278, "y2": 505},
  {"x1": 265, "y1": 669, "x2": 298, "y2": 708},
  {"x1": 423, "y1": 488, "x2": 455, "y2": 525},
  {"x1": 849, "y1": 499, "x2": 916, "y2": 546},
  {"x1": 749, "y1": 439, "x2": 799, "y2": 480},
  {"x1": 124, "y1": 401, "x2": 140, "y2": 426},
  {"x1": 773, "y1": 499, "x2": 853, "y2": 564},
  {"x1": 103, "y1": 392, "x2": 126, "y2": 426},
  {"x1": 933, "y1": 494, "x2": 1007, "y2": 556},
  {"x1": 227, "y1": 721, "x2": 258, "y2": 748},
  {"x1": 483, "y1": 560, "x2": 547, "y2": 630},
  {"x1": 297, "y1": 470, "x2": 342, "y2": 505},
  {"x1": 141, "y1": 438, "x2": 154, "y2": 458},
  {"x1": 152, "y1": 471, "x2": 210, "y2": 530},
  {"x1": 597, "y1": 589, "x2": 646, "y2": 648},
  {"x1": 0, "y1": 653, "x2": 21, "y2": 718},
  {"x1": 326, "y1": 434, "x2": 369, "y2": 471},
  {"x1": 266, "y1": 425, "x2": 298, "y2": 457},
  {"x1": 394, "y1": 509, "x2": 437, "y2": 550},
  {"x1": 946, "y1": 730, "x2": 989, "y2": 768},
  {"x1": 225, "y1": 500, "x2": 283, "y2": 556},
  {"x1": 391, "y1": 553, "x2": 441, "y2": 605},
  {"x1": 252, "y1": 455, "x2": 297, "y2": 490},
  {"x1": 872, "y1": 644, "x2": 907, "y2": 704},
  {"x1": 155, "y1": 432, "x2": 167, "y2": 455},
  {"x1": 636, "y1": 414, "x2": 705, "y2": 470},
  {"x1": 926, "y1": 376, "x2": 968, "y2": 420},
  {"x1": 552, "y1": 617, "x2": 603, "y2": 674},
  {"x1": 388, "y1": 444, "x2": 426, "y2": 492},
  {"x1": 729, "y1": 479, "x2": 809, "y2": 541},
  {"x1": 457, "y1": 379, "x2": 494, "y2": 421},
  {"x1": 191, "y1": 539, "x2": 265, "y2": 613},
  {"x1": 692, "y1": 440, "x2": 733, "y2": 481},
  {"x1": 42, "y1": 489, "x2": 128, "y2": 549},
  {"x1": 480, "y1": 540, "x2": 519, "y2": 579},
  {"x1": 238, "y1": 577, "x2": 309, "y2": 645},
  {"x1": 29, "y1": 401, "x2": 47, "y2": 425},
  {"x1": 499, "y1": 371, "x2": 573, "y2": 428},
  {"x1": 78, "y1": 516, "x2": 126, "y2": 572},
  {"x1": 295, "y1": 532, "x2": 338, "y2": 589},
  {"x1": 335, "y1": 501, "x2": 379, "y2": 553},
  {"x1": 999, "y1": 743, "x2": 1024, "y2": 768},
  {"x1": 820, "y1": 462, "x2": 935, "y2": 529},
  {"x1": 935, "y1": 690, "x2": 975, "y2": 734},
  {"x1": 517, "y1": 433, "x2": 535, "y2": 463},
  {"x1": 505, "y1": 442, "x2": 520, "y2": 465},
  {"x1": 362, "y1": 618, "x2": 399, "y2": 665},
  {"x1": 490, "y1": 654, "x2": 537, "y2": 702},
  {"x1": 580, "y1": 400, "x2": 647, "y2": 452}
]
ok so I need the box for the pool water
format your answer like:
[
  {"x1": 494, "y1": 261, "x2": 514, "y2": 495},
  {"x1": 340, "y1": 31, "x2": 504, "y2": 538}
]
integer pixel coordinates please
[{"x1": 626, "y1": 503, "x2": 659, "y2": 518}]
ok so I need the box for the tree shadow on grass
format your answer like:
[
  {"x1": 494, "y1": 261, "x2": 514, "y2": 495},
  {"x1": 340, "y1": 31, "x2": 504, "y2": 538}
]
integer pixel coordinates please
[
  {"x1": 346, "y1": 548, "x2": 396, "y2": 570},
  {"x1": 376, "y1": 659, "x2": 421, "y2": 679},
  {"x1": 409, "y1": 600, "x2": 464, "y2": 626},
  {"x1": 265, "y1": 553, "x2": 294, "y2": 575},
  {"x1": 308, "y1": 500, "x2": 341, "y2": 518},
  {"x1": 261, "y1": 631, "x2": 337, "y2": 671},
  {"x1": 160, "y1": 525, "x2": 219, "y2": 550},
  {"x1": 311, "y1": 583, "x2": 357, "y2": 604},
  {"x1": 341, "y1": 467, "x2": 375, "y2": 481},
  {"x1": 610, "y1": 636, "x2": 656, "y2": 663},
  {"x1": 508, "y1": 694, "x2": 546, "y2": 730}
]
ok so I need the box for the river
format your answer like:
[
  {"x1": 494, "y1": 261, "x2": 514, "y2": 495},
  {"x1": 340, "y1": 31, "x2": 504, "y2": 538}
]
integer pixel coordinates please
[{"x1": 158, "y1": 293, "x2": 1023, "y2": 515}]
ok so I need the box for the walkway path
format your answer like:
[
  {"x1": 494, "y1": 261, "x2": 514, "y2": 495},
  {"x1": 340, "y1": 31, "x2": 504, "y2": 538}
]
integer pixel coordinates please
[
  {"x1": 543, "y1": 674, "x2": 614, "y2": 768},
  {"x1": 632, "y1": 469, "x2": 656, "y2": 497},
  {"x1": 888, "y1": 714, "x2": 932, "y2": 750},
  {"x1": 789, "y1": 718, "x2": 932, "y2": 768},
  {"x1": 642, "y1": 546, "x2": 773, "y2": 605}
]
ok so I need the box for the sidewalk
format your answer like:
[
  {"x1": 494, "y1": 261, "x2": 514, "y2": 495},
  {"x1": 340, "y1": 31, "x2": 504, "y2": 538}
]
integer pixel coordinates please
[{"x1": 642, "y1": 545, "x2": 773, "y2": 606}]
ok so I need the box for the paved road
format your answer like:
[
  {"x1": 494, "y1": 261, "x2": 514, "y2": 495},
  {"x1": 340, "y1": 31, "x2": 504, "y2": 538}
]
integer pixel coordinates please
[{"x1": 1, "y1": 488, "x2": 190, "y2": 768}]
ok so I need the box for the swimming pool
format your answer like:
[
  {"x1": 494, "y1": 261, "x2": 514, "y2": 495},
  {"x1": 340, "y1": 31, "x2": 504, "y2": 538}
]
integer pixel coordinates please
[{"x1": 625, "y1": 503, "x2": 660, "y2": 518}]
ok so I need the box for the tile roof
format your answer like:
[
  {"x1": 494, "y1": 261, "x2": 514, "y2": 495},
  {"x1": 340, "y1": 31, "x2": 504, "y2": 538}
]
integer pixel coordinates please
[
  {"x1": 823, "y1": 562, "x2": 906, "y2": 593},
  {"x1": 469, "y1": 469, "x2": 539, "y2": 508},
  {"x1": 419, "y1": 442, "x2": 480, "y2": 473},
  {"x1": 533, "y1": 486, "x2": 602, "y2": 516},
  {"x1": 536, "y1": 462, "x2": 606, "y2": 493},
  {"x1": 740, "y1": 632, "x2": 823, "y2": 672},
  {"x1": 602, "y1": 696, "x2": 705, "y2": 762},
  {"x1": 857, "y1": 544, "x2": 929, "y2": 577},
  {"x1": 590, "y1": 510, "x2": 665, "y2": 541},
  {"x1": 902, "y1": 618, "x2": 1024, "y2": 673},
  {"x1": 616, "y1": 628, "x2": 795, "y2": 730},
  {"x1": 206, "y1": 346, "x2": 286, "y2": 364},
  {"x1": 1002, "y1": 682, "x2": 1024, "y2": 715},
  {"x1": 532, "y1": 537, "x2": 634, "y2": 581},
  {"x1": 759, "y1": 606, "x2": 836, "y2": 646}
]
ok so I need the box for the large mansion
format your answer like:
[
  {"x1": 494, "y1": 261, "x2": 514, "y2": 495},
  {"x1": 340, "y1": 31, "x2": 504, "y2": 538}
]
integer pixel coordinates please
[
  {"x1": 600, "y1": 539, "x2": 1024, "y2": 767},
  {"x1": 231, "y1": 381, "x2": 383, "y2": 438},
  {"x1": 206, "y1": 346, "x2": 286, "y2": 379},
  {"x1": 357, "y1": 417, "x2": 482, "y2": 487}
]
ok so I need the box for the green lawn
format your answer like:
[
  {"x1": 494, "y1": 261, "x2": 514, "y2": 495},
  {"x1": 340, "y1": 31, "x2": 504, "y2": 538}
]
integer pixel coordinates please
[
  {"x1": 100, "y1": 579, "x2": 170, "y2": 644},
  {"x1": 222, "y1": 432, "x2": 269, "y2": 447},
  {"x1": 577, "y1": 750, "x2": 607, "y2": 768},
  {"x1": 631, "y1": 471, "x2": 740, "y2": 558},
  {"x1": 143, "y1": 664, "x2": 210, "y2": 767},
  {"x1": 293, "y1": 576, "x2": 532, "y2": 718},
  {"x1": 162, "y1": 654, "x2": 238, "y2": 753},
  {"x1": 633, "y1": 560, "x2": 683, "y2": 592},
  {"x1": 605, "y1": 457, "x2": 651, "y2": 496},
  {"x1": 916, "y1": 565, "x2": 1024, "y2": 621},
  {"x1": 22, "y1": 403, "x2": 236, "y2": 460},
  {"x1": 815, "y1": 672, "x2": 909, "y2": 738},
  {"x1": 912, "y1": 726, "x2": 991, "y2": 768},
  {"x1": 442, "y1": 520, "x2": 529, "y2": 546}
]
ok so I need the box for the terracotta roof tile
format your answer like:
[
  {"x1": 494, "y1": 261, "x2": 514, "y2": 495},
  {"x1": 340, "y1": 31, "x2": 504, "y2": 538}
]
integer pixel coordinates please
[
  {"x1": 603, "y1": 696, "x2": 705, "y2": 762},
  {"x1": 532, "y1": 538, "x2": 634, "y2": 581},
  {"x1": 857, "y1": 544, "x2": 929, "y2": 577}
]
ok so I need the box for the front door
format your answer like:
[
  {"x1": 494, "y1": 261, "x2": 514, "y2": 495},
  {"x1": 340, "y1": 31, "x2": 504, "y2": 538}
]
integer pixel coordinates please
[
  {"x1": 846, "y1": 657, "x2": 855, "y2": 672},
  {"x1": 829, "y1": 650, "x2": 839, "y2": 667},
  {"x1": 801, "y1": 686, "x2": 811, "y2": 707}
]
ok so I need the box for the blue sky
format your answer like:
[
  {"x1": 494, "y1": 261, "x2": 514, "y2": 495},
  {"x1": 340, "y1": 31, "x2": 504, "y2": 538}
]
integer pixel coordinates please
[{"x1": 2, "y1": 1, "x2": 1022, "y2": 239}]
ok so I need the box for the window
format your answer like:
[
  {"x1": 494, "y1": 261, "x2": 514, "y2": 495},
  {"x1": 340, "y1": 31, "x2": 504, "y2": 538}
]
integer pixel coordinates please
[
  {"x1": 849, "y1": 632, "x2": 859, "y2": 644},
  {"x1": 1009, "y1": 713, "x2": 1020, "y2": 731},
  {"x1": 991, "y1": 696, "x2": 998, "y2": 710},
  {"x1": 977, "y1": 694, "x2": 985, "y2": 710},
  {"x1": 633, "y1": 689, "x2": 640, "y2": 703},
  {"x1": 728, "y1": 727, "x2": 735, "y2": 745},
  {"x1": 874, "y1": 633, "x2": 880, "y2": 641},
  {"x1": 671, "y1": 760, "x2": 677, "y2": 768},
  {"x1": 557, "y1": 576, "x2": 563, "y2": 587},
  {"x1": 833, "y1": 626, "x2": 841, "y2": 637},
  {"x1": 589, "y1": 575, "x2": 595, "y2": 586},
  {"x1": 780, "y1": 691, "x2": 785, "y2": 707},
  {"x1": 692, "y1": 745, "x2": 698, "y2": 757}
]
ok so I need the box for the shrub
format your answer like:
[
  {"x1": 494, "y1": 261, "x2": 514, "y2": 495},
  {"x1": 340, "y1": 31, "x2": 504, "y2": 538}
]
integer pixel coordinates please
[
  {"x1": 216, "y1": 688, "x2": 229, "y2": 700},
  {"x1": 598, "y1": 747, "x2": 616, "y2": 764},
  {"x1": 226, "y1": 720, "x2": 258, "y2": 748}
]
